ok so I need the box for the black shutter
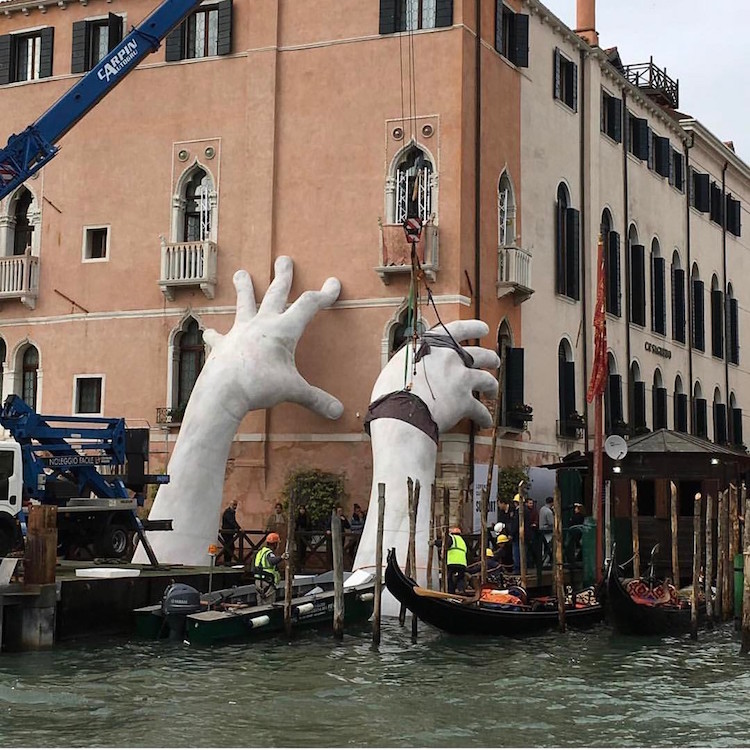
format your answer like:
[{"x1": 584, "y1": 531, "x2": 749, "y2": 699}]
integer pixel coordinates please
[
  {"x1": 646, "y1": 127, "x2": 654, "y2": 170},
  {"x1": 635, "y1": 118, "x2": 649, "y2": 160},
  {"x1": 0, "y1": 34, "x2": 11, "y2": 85},
  {"x1": 555, "y1": 201, "x2": 565, "y2": 295},
  {"x1": 655, "y1": 136, "x2": 670, "y2": 177},
  {"x1": 71, "y1": 21, "x2": 87, "y2": 74},
  {"x1": 566, "y1": 207, "x2": 580, "y2": 300},
  {"x1": 653, "y1": 256, "x2": 666, "y2": 334},
  {"x1": 732, "y1": 407, "x2": 743, "y2": 446},
  {"x1": 217, "y1": 0, "x2": 233, "y2": 56},
  {"x1": 710, "y1": 182, "x2": 724, "y2": 225},
  {"x1": 631, "y1": 244, "x2": 645, "y2": 326},
  {"x1": 108, "y1": 13, "x2": 123, "y2": 51},
  {"x1": 675, "y1": 393, "x2": 688, "y2": 432},
  {"x1": 673, "y1": 267, "x2": 685, "y2": 343},
  {"x1": 727, "y1": 196, "x2": 741, "y2": 237},
  {"x1": 435, "y1": 0, "x2": 453, "y2": 28},
  {"x1": 634, "y1": 382, "x2": 647, "y2": 431},
  {"x1": 692, "y1": 279, "x2": 705, "y2": 351},
  {"x1": 729, "y1": 297, "x2": 739, "y2": 364},
  {"x1": 553, "y1": 48, "x2": 561, "y2": 100},
  {"x1": 655, "y1": 387, "x2": 668, "y2": 429},
  {"x1": 512, "y1": 13, "x2": 529, "y2": 68},
  {"x1": 611, "y1": 96, "x2": 622, "y2": 142},
  {"x1": 693, "y1": 172, "x2": 710, "y2": 212},
  {"x1": 379, "y1": 0, "x2": 398, "y2": 34},
  {"x1": 38, "y1": 27, "x2": 54, "y2": 79},
  {"x1": 673, "y1": 150, "x2": 684, "y2": 191},
  {"x1": 165, "y1": 23, "x2": 184, "y2": 61},
  {"x1": 695, "y1": 398, "x2": 708, "y2": 438},
  {"x1": 714, "y1": 403, "x2": 728, "y2": 445},
  {"x1": 606, "y1": 231, "x2": 619, "y2": 315},
  {"x1": 711, "y1": 289, "x2": 724, "y2": 358},
  {"x1": 563, "y1": 361, "x2": 577, "y2": 434},
  {"x1": 571, "y1": 60, "x2": 578, "y2": 112},
  {"x1": 506, "y1": 348, "x2": 525, "y2": 428},
  {"x1": 606, "y1": 374, "x2": 623, "y2": 426}
]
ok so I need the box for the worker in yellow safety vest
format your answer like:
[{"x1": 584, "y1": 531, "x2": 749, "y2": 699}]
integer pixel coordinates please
[
  {"x1": 445, "y1": 526, "x2": 468, "y2": 594},
  {"x1": 253, "y1": 532, "x2": 287, "y2": 604}
]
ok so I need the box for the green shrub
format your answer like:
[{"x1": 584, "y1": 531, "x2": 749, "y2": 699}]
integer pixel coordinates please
[
  {"x1": 281, "y1": 468, "x2": 347, "y2": 526},
  {"x1": 496, "y1": 465, "x2": 529, "y2": 503}
]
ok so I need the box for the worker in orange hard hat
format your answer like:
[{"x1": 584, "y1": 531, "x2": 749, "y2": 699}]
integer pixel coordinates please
[{"x1": 253, "y1": 531, "x2": 288, "y2": 605}]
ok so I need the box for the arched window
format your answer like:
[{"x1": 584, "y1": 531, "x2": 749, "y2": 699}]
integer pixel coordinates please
[
  {"x1": 674, "y1": 375, "x2": 687, "y2": 432},
  {"x1": 555, "y1": 183, "x2": 579, "y2": 300},
  {"x1": 652, "y1": 369, "x2": 667, "y2": 429},
  {"x1": 630, "y1": 361, "x2": 647, "y2": 433},
  {"x1": 730, "y1": 392, "x2": 743, "y2": 447},
  {"x1": 713, "y1": 387, "x2": 727, "y2": 444},
  {"x1": 389, "y1": 306, "x2": 425, "y2": 360},
  {"x1": 499, "y1": 321, "x2": 526, "y2": 429},
  {"x1": 175, "y1": 318, "x2": 205, "y2": 412},
  {"x1": 602, "y1": 209, "x2": 621, "y2": 316},
  {"x1": 650, "y1": 238, "x2": 666, "y2": 335},
  {"x1": 629, "y1": 225, "x2": 646, "y2": 326},
  {"x1": 691, "y1": 264, "x2": 705, "y2": 351},
  {"x1": 498, "y1": 172, "x2": 516, "y2": 247},
  {"x1": 671, "y1": 249, "x2": 686, "y2": 343},
  {"x1": 393, "y1": 145, "x2": 433, "y2": 224},
  {"x1": 604, "y1": 352, "x2": 623, "y2": 434},
  {"x1": 183, "y1": 168, "x2": 212, "y2": 243},
  {"x1": 21, "y1": 345, "x2": 39, "y2": 410},
  {"x1": 12, "y1": 187, "x2": 34, "y2": 256},
  {"x1": 558, "y1": 340, "x2": 578, "y2": 437},
  {"x1": 693, "y1": 381, "x2": 707, "y2": 438},
  {"x1": 727, "y1": 282, "x2": 739, "y2": 365},
  {"x1": 710, "y1": 274, "x2": 724, "y2": 358}
]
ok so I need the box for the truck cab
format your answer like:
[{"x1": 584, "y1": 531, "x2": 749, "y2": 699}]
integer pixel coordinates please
[{"x1": 0, "y1": 440, "x2": 23, "y2": 556}]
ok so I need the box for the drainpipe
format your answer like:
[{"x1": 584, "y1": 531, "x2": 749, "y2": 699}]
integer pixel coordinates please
[
  {"x1": 685, "y1": 137, "x2": 694, "y2": 433},
  {"x1": 579, "y1": 48, "x2": 589, "y2": 447},
  {"x1": 622, "y1": 91, "x2": 631, "y2": 426},
  {"x1": 721, "y1": 160, "x2": 729, "y2": 439}
]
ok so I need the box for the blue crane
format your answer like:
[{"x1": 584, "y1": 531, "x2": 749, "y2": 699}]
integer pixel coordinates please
[{"x1": 0, "y1": 0, "x2": 205, "y2": 201}]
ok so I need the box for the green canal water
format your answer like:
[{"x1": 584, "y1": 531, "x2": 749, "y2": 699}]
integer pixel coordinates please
[{"x1": 1, "y1": 620, "x2": 749, "y2": 747}]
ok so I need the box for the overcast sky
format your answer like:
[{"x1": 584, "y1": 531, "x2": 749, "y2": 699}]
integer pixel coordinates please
[{"x1": 541, "y1": 0, "x2": 750, "y2": 162}]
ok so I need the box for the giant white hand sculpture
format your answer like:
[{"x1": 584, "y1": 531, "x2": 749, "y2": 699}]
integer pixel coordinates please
[
  {"x1": 132, "y1": 257, "x2": 343, "y2": 566},
  {"x1": 353, "y1": 320, "x2": 500, "y2": 613}
]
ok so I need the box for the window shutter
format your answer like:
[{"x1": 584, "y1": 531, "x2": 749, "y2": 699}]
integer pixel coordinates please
[
  {"x1": 693, "y1": 172, "x2": 710, "y2": 212},
  {"x1": 512, "y1": 13, "x2": 529, "y2": 68},
  {"x1": 217, "y1": 0, "x2": 233, "y2": 56},
  {"x1": 633, "y1": 381, "x2": 647, "y2": 430},
  {"x1": 610, "y1": 374, "x2": 623, "y2": 424},
  {"x1": 0, "y1": 34, "x2": 12, "y2": 85},
  {"x1": 675, "y1": 393, "x2": 688, "y2": 432},
  {"x1": 711, "y1": 289, "x2": 724, "y2": 358},
  {"x1": 553, "y1": 48, "x2": 561, "y2": 100},
  {"x1": 654, "y1": 387, "x2": 668, "y2": 429},
  {"x1": 732, "y1": 407, "x2": 743, "y2": 446},
  {"x1": 710, "y1": 182, "x2": 724, "y2": 225},
  {"x1": 71, "y1": 21, "x2": 87, "y2": 74},
  {"x1": 379, "y1": 0, "x2": 398, "y2": 34},
  {"x1": 563, "y1": 360, "x2": 577, "y2": 431},
  {"x1": 673, "y1": 150, "x2": 684, "y2": 191},
  {"x1": 727, "y1": 196, "x2": 741, "y2": 237},
  {"x1": 435, "y1": 0, "x2": 454, "y2": 28},
  {"x1": 635, "y1": 118, "x2": 649, "y2": 161},
  {"x1": 108, "y1": 13, "x2": 123, "y2": 51},
  {"x1": 505, "y1": 348, "x2": 525, "y2": 427},
  {"x1": 630, "y1": 244, "x2": 645, "y2": 326},
  {"x1": 571, "y1": 60, "x2": 578, "y2": 112},
  {"x1": 692, "y1": 279, "x2": 705, "y2": 351},
  {"x1": 653, "y1": 256, "x2": 666, "y2": 334},
  {"x1": 609, "y1": 231, "x2": 621, "y2": 316},
  {"x1": 729, "y1": 297, "x2": 739, "y2": 364},
  {"x1": 655, "y1": 136, "x2": 670, "y2": 177},
  {"x1": 646, "y1": 127, "x2": 654, "y2": 170},
  {"x1": 39, "y1": 27, "x2": 54, "y2": 79},
  {"x1": 165, "y1": 23, "x2": 184, "y2": 61},
  {"x1": 714, "y1": 403, "x2": 728, "y2": 444},
  {"x1": 555, "y1": 201, "x2": 565, "y2": 295},
  {"x1": 695, "y1": 398, "x2": 708, "y2": 438},
  {"x1": 566, "y1": 207, "x2": 580, "y2": 300},
  {"x1": 672, "y1": 267, "x2": 685, "y2": 343},
  {"x1": 611, "y1": 96, "x2": 622, "y2": 142}
]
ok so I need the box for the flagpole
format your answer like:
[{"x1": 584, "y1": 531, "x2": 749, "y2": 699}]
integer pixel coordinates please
[{"x1": 593, "y1": 391, "x2": 604, "y2": 580}]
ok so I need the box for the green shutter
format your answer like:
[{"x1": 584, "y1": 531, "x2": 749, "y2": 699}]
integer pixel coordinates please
[
  {"x1": 512, "y1": 13, "x2": 529, "y2": 68},
  {"x1": 0, "y1": 34, "x2": 11, "y2": 85},
  {"x1": 217, "y1": 0, "x2": 233, "y2": 56},
  {"x1": 39, "y1": 27, "x2": 54, "y2": 79},
  {"x1": 71, "y1": 21, "x2": 87, "y2": 74}
]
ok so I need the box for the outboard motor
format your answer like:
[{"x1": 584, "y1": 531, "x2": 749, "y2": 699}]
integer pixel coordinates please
[{"x1": 161, "y1": 583, "x2": 203, "y2": 640}]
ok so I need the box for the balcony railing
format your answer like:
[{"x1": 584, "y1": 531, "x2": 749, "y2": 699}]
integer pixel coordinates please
[
  {"x1": 0, "y1": 253, "x2": 39, "y2": 310},
  {"x1": 497, "y1": 245, "x2": 533, "y2": 302},
  {"x1": 376, "y1": 220, "x2": 438, "y2": 284},
  {"x1": 159, "y1": 239, "x2": 217, "y2": 301},
  {"x1": 622, "y1": 58, "x2": 679, "y2": 109}
]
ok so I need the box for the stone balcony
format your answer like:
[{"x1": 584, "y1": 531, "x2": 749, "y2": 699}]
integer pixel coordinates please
[
  {"x1": 376, "y1": 221, "x2": 438, "y2": 284},
  {"x1": 0, "y1": 253, "x2": 39, "y2": 310},
  {"x1": 159, "y1": 240, "x2": 217, "y2": 301},
  {"x1": 496, "y1": 245, "x2": 533, "y2": 303}
]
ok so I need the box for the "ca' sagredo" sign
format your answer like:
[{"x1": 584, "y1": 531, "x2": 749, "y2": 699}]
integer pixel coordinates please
[{"x1": 644, "y1": 341, "x2": 672, "y2": 359}]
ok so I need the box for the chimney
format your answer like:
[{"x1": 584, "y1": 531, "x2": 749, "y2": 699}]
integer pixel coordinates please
[{"x1": 575, "y1": 0, "x2": 599, "y2": 47}]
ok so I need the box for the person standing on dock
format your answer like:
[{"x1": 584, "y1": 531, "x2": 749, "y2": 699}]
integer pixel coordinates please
[
  {"x1": 219, "y1": 499, "x2": 241, "y2": 565},
  {"x1": 253, "y1": 532, "x2": 287, "y2": 605}
]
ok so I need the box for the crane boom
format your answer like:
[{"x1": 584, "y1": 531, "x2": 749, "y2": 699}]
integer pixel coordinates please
[{"x1": 0, "y1": 0, "x2": 205, "y2": 201}]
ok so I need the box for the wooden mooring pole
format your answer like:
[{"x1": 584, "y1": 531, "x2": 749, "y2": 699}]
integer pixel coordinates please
[
  {"x1": 331, "y1": 509, "x2": 344, "y2": 640},
  {"x1": 716, "y1": 490, "x2": 726, "y2": 621},
  {"x1": 723, "y1": 488, "x2": 734, "y2": 621},
  {"x1": 553, "y1": 485, "x2": 565, "y2": 632},
  {"x1": 630, "y1": 480, "x2": 640, "y2": 579},
  {"x1": 729, "y1": 484, "x2": 739, "y2": 619},
  {"x1": 691, "y1": 493, "x2": 702, "y2": 640},
  {"x1": 284, "y1": 491, "x2": 296, "y2": 638},
  {"x1": 441, "y1": 487, "x2": 450, "y2": 592},
  {"x1": 410, "y1": 479, "x2": 420, "y2": 642},
  {"x1": 670, "y1": 481, "x2": 680, "y2": 586},
  {"x1": 741, "y1": 491, "x2": 750, "y2": 654},
  {"x1": 706, "y1": 493, "x2": 715, "y2": 622},
  {"x1": 426, "y1": 484, "x2": 436, "y2": 590},
  {"x1": 399, "y1": 478, "x2": 414, "y2": 627},
  {"x1": 25, "y1": 505, "x2": 57, "y2": 585},
  {"x1": 372, "y1": 483, "x2": 386, "y2": 649},
  {"x1": 519, "y1": 481, "x2": 527, "y2": 589}
]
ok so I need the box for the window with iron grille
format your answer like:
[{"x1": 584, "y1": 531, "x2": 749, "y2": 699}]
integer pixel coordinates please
[
  {"x1": 183, "y1": 169, "x2": 212, "y2": 242},
  {"x1": 394, "y1": 146, "x2": 433, "y2": 224}
]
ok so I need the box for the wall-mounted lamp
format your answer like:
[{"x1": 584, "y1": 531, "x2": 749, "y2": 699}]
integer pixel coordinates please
[
  {"x1": 710, "y1": 458, "x2": 720, "y2": 466},
  {"x1": 613, "y1": 465, "x2": 622, "y2": 474}
]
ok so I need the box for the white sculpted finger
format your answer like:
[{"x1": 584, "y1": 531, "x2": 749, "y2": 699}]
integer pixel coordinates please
[
  {"x1": 233, "y1": 270, "x2": 257, "y2": 324},
  {"x1": 432, "y1": 319, "x2": 490, "y2": 343},
  {"x1": 259, "y1": 256, "x2": 294, "y2": 315},
  {"x1": 203, "y1": 328, "x2": 223, "y2": 350},
  {"x1": 467, "y1": 399, "x2": 494, "y2": 429},
  {"x1": 286, "y1": 277, "x2": 342, "y2": 334},
  {"x1": 463, "y1": 347, "x2": 501, "y2": 370},
  {"x1": 290, "y1": 375, "x2": 344, "y2": 420},
  {"x1": 467, "y1": 369, "x2": 499, "y2": 395}
]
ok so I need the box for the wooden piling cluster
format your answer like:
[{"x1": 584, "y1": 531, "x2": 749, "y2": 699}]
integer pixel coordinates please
[{"x1": 372, "y1": 483, "x2": 386, "y2": 649}]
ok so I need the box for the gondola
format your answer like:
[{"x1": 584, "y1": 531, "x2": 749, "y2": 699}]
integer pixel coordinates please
[
  {"x1": 604, "y1": 547, "x2": 703, "y2": 636},
  {"x1": 384, "y1": 549, "x2": 603, "y2": 636}
]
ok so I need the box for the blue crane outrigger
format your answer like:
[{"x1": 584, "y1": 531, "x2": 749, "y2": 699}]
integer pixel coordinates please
[{"x1": 0, "y1": 0, "x2": 206, "y2": 201}]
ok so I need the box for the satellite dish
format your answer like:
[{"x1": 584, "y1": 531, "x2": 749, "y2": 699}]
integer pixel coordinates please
[{"x1": 604, "y1": 434, "x2": 628, "y2": 461}]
